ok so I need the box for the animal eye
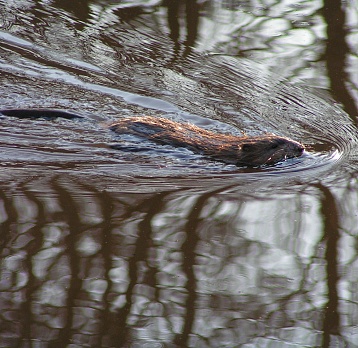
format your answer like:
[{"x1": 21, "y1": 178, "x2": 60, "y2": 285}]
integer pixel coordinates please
[
  {"x1": 271, "y1": 143, "x2": 279, "y2": 149},
  {"x1": 242, "y1": 144, "x2": 252, "y2": 151}
]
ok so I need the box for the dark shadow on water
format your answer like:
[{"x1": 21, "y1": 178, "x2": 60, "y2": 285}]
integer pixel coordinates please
[
  {"x1": 165, "y1": 0, "x2": 200, "y2": 60},
  {"x1": 108, "y1": 190, "x2": 174, "y2": 346},
  {"x1": 174, "y1": 186, "x2": 225, "y2": 346},
  {"x1": 322, "y1": 0, "x2": 358, "y2": 125},
  {"x1": 314, "y1": 183, "x2": 342, "y2": 347},
  {"x1": 53, "y1": 0, "x2": 91, "y2": 30}
]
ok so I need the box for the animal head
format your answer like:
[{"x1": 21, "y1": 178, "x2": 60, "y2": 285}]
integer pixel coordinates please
[{"x1": 236, "y1": 136, "x2": 304, "y2": 166}]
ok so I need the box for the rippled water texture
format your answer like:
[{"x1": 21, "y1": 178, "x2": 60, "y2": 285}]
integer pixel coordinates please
[{"x1": 1, "y1": 0, "x2": 358, "y2": 347}]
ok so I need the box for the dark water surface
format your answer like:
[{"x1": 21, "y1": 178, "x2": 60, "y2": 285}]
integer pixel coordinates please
[{"x1": 1, "y1": 0, "x2": 358, "y2": 347}]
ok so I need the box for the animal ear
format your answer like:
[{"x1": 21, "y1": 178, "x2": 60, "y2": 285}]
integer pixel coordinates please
[{"x1": 241, "y1": 143, "x2": 254, "y2": 151}]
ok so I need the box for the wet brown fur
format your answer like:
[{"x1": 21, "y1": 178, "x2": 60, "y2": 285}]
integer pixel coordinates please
[{"x1": 110, "y1": 116, "x2": 304, "y2": 167}]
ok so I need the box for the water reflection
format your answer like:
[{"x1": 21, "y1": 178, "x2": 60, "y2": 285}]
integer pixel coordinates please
[{"x1": 1, "y1": 177, "x2": 358, "y2": 346}]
